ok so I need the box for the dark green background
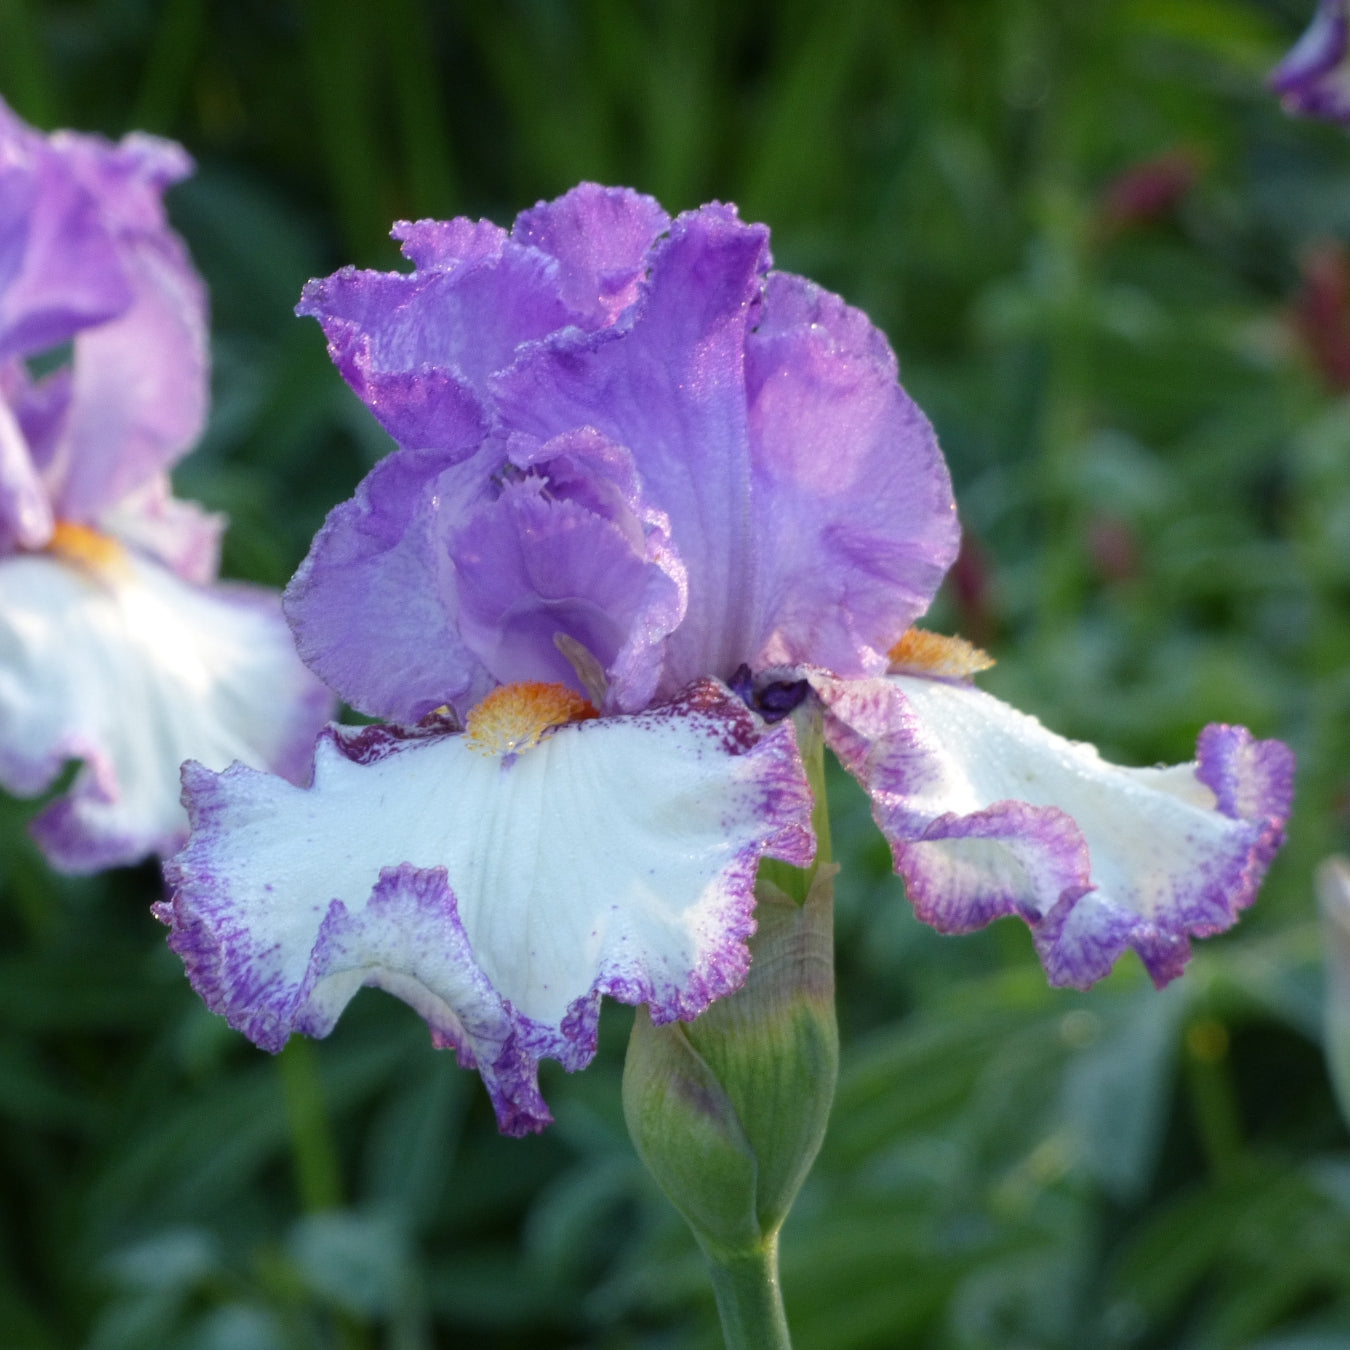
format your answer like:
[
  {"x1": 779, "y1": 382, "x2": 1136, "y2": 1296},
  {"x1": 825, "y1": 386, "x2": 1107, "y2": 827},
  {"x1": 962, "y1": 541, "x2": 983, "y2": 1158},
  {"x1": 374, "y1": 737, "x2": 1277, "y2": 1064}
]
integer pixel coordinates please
[{"x1": 1, "y1": 1, "x2": 1348, "y2": 1346}]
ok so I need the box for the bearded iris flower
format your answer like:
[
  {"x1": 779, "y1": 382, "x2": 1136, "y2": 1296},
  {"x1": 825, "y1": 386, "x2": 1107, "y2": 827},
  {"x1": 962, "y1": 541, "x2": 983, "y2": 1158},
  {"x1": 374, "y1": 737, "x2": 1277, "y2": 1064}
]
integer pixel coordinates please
[
  {"x1": 158, "y1": 184, "x2": 1292, "y2": 1133},
  {"x1": 1270, "y1": 0, "x2": 1350, "y2": 123},
  {"x1": 0, "y1": 101, "x2": 333, "y2": 871}
]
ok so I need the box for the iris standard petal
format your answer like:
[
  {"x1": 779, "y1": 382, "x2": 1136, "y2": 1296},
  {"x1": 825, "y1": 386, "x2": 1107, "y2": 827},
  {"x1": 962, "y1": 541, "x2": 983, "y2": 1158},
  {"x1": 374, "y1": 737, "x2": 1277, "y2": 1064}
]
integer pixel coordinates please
[
  {"x1": 287, "y1": 428, "x2": 688, "y2": 720},
  {"x1": 0, "y1": 103, "x2": 206, "y2": 514},
  {"x1": 512, "y1": 182, "x2": 670, "y2": 326},
  {"x1": 453, "y1": 427, "x2": 687, "y2": 710},
  {"x1": 493, "y1": 205, "x2": 959, "y2": 691},
  {"x1": 294, "y1": 183, "x2": 669, "y2": 438},
  {"x1": 296, "y1": 247, "x2": 570, "y2": 429},
  {"x1": 0, "y1": 100, "x2": 132, "y2": 363},
  {"x1": 811, "y1": 670, "x2": 1293, "y2": 989},
  {"x1": 284, "y1": 443, "x2": 501, "y2": 722},
  {"x1": 492, "y1": 204, "x2": 773, "y2": 687},
  {"x1": 299, "y1": 190, "x2": 958, "y2": 713},
  {"x1": 744, "y1": 271, "x2": 959, "y2": 675},
  {"x1": 0, "y1": 544, "x2": 333, "y2": 872},
  {"x1": 157, "y1": 679, "x2": 815, "y2": 1134},
  {"x1": 54, "y1": 221, "x2": 208, "y2": 517}
]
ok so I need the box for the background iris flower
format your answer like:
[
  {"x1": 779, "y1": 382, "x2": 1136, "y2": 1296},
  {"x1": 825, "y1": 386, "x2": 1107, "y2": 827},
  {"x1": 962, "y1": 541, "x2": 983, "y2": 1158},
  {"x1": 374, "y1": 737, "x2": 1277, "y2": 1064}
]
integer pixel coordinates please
[
  {"x1": 0, "y1": 100, "x2": 333, "y2": 871},
  {"x1": 1270, "y1": 0, "x2": 1350, "y2": 123}
]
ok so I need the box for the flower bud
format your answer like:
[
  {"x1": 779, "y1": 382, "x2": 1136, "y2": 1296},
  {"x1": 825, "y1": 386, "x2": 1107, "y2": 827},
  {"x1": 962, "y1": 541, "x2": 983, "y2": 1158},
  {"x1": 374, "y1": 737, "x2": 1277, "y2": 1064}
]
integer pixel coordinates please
[{"x1": 623, "y1": 867, "x2": 839, "y2": 1258}]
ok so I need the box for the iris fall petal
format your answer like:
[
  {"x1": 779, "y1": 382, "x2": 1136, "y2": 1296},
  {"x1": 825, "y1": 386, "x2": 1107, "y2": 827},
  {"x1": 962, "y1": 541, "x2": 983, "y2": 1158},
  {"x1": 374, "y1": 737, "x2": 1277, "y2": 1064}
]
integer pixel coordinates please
[
  {"x1": 811, "y1": 670, "x2": 1294, "y2": 989},
  {"x1": 158, "y1": 679, "x2": 814, "y2": 1133},
  {"x1": 0, "y1": 547, "x2": 330, "y2": 872}
]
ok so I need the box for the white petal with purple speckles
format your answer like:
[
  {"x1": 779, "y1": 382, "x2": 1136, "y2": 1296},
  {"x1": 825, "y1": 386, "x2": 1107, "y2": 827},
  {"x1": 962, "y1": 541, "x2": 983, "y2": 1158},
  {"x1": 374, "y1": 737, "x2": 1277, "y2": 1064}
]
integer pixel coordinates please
[
  {"x1": 811, "y1": 671, "x2": 1293, "y2": 989},
  {"x1": 158, "y1": 680, "x2": 814, "y2": 1134},
  {"x1": 0, "y1": 548, "x2": 331, "y2": 871}
]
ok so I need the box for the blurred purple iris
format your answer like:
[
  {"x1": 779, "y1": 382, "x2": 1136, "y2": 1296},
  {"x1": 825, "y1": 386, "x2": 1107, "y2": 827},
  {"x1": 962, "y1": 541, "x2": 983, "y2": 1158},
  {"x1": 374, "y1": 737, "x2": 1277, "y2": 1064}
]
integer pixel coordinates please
[
  {"x1": 1271, "y1": 0, "x2": 1350, "y2": 123},
  {"x1": 0, "y1": 100, "x2": 333, "y2": 871}
]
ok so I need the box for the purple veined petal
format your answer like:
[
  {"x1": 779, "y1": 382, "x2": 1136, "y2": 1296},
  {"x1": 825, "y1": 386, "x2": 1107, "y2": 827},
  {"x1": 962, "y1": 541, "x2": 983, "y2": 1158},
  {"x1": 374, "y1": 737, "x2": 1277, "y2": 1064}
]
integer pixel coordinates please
[
  {"x1": 98, "y1": 472, "x2": 225, "y2": 584},
  {"x1": 809, "y1": 670, "x2": 1294, "y2": 990},
  {"x1": 0, "y1": 393, "x2": 53, "y2": 552},
  {"x1": 6, "y1": 358, "x2": 70, "y2": 481},
  {"x1": 493, "y1": 203, "x2": 775, "y2": 689},
  {"x1": 52, "y1": 125, "x2": 194, "y2": 233},
  {"x1": 512, "y1": 183, "x2": 671, "y2": 327},
  {"x1": 0, "y1": 103, "x2": 131, "y2": 364},
  {"x1": 283, "y1": 443, "x2": 501, "y2": 722},
  {"x1": 744, "y1": 272, "x2": 959, "y2": 676},
  {"x1": 157, "y1": 678, "x2": 815, "y2": 1135},
  {"x1": 51, "y1": 222, "x2": 208, "y2": 517},
  {"x1": 296, "y1": 240, "x2": 576, "y2": 421},
  {"x1": 392, "y1": 216, "x2": 508, "y2": 271},
  {"x1": 451, "y1": 426, "x2": 687, "y2": 710},
  {"x1": 0, "y1": 544, "x2": 334, "y2": 873},
  {"x1": 1270, "y1": 0, "x2": 1350, "y2": 123},
  {"x1": 494, "y1": 203, "x2": 958, "y2": 693}
]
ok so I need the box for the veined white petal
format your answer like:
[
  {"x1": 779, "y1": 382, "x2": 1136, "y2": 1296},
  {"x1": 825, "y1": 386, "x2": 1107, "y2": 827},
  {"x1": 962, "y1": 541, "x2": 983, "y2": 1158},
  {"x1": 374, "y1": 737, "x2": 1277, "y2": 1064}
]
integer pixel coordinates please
[
  {"x1": 158, "y1": 681, "x2": 814, "y2": 1134},
  {"x1": 812, "y1": 671, "x2": 1292, "y2": 989},
  {"x1": 0, "y1": 548, "x2": 331, "y2": 871}
]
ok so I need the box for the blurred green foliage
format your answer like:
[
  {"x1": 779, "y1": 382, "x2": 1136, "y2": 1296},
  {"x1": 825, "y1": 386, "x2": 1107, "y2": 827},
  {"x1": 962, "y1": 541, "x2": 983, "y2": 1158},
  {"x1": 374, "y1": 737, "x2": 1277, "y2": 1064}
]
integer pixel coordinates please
[{"x1": 2, "y1": 0, "x2": 1350, "y2": 1345}]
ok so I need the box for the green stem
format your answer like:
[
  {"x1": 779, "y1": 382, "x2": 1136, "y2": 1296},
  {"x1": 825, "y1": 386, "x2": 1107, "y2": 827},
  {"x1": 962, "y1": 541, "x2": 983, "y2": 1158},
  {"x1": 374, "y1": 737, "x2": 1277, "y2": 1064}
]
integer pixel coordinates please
[
  {"x1": 702, "y1": 1237, "x2": 792, "y2": 1350},
  {"x1": 277, "y1": 1038, "x2": 343, "y2": 1212}
]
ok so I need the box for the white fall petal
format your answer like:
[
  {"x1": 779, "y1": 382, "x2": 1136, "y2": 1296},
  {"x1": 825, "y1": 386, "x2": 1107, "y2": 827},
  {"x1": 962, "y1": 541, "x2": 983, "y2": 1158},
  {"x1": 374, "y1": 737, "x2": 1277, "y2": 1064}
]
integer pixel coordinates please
[
  {"x1": 158, "y1": 681, "x2": 814, "y2": 1134},
  {"x1": 0, "y1": 546, "x2": 330, "y2": 870},
  {"x1": 813, "y1": 670, "x2": 1292, "y2": 989}
]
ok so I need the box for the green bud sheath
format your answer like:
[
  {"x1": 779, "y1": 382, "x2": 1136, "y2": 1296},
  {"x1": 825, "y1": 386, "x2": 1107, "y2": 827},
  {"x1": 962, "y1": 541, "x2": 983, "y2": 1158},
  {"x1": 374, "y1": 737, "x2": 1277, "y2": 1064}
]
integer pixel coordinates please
[{"x1": 624, "y1": 865, "x2": 839, "y2": 1348}]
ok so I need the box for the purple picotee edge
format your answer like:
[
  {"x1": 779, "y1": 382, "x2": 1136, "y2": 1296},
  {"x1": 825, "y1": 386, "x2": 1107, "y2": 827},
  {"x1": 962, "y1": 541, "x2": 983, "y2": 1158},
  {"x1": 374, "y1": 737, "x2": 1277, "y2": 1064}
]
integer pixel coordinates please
[
  {"x1": 156, "y1": 679, "x2": 814, "y2": 1135},
  {"x1": 810, "y1": 671, "x2": 1294, "y2": 990}
]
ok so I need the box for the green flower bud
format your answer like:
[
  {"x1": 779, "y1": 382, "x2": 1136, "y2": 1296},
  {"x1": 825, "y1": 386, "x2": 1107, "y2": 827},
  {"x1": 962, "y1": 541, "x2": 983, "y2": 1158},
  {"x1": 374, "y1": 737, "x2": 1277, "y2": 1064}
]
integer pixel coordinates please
[{"x1": 623, "y1": 866, "x2": 839, "y2": 1259}]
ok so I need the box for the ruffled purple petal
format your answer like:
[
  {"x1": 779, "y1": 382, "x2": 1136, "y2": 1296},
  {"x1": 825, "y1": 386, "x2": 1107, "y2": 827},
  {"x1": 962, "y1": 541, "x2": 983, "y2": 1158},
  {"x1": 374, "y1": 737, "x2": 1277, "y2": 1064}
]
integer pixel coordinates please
[
  {"x1": 744, "y1": 272, "x2": 959, "y2": 674},
  {"x1": 283, "y1": 443, "x2": 500, "y2": 721},
  {"x1": 0, "y1": 101, "x2": 132, "y2": 362},
  {"x1": 299, "y1": 189, "x2": 959, "y2": 714},
  {"x1": 0, "y1": 100, "x2": 207, "y2": 528},
  {"x1": 493, "y1": 204, "x2": 957, "y2": 691},
  {"x1": 52, "y1": 223, "x2": 208, "y2": 517},
  {"x1": 452, "y1": 427, "x2": 686, "y2": 709},
  {"x1": 156, "y1": 679, "x2": 814, "y2": 1134},
  {"x1": 512, "y1": 183, "x2": 670, "y2": 327},
  {"x1": 296, "y1": 242, "x2": 574, "y2": 420},
  {"x1": 0, "y1": 548, "x2": 334, "y2": 872},
  {"x1": 810, "y1": 670, "x2": 1294, "y2": 989},
  {"x1": 492, "y1": 204, "x2": 774, "y2": 687}
]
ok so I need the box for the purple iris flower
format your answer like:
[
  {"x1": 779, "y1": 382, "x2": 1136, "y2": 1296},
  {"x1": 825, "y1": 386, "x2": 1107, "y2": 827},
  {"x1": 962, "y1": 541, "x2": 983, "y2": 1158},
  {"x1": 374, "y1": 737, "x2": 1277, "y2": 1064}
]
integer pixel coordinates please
[
  {"x1": 1270, "y1": 0, "x2": 1350, "y2": 123},
  {"x1": 0, "y1": 99, "x2": 333, "y2": 871},
  {"x1": 158, "y1": 185, "x2": 1292, "y2": 1134}
]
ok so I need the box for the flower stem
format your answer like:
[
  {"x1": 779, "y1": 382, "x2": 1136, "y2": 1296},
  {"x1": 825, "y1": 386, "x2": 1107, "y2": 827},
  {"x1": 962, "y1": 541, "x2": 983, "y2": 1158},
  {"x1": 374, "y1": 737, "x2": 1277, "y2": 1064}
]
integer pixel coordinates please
[
  {"x1": 702, "y1": 1236, "x2": 792, "y2": 1350},
  {"x1": 277, "y1": 1037, "x2": 343, "y2": 1212}
]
